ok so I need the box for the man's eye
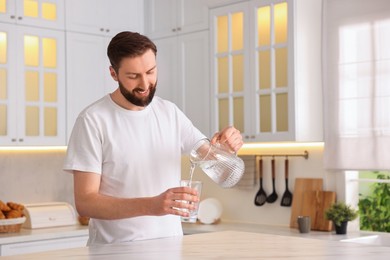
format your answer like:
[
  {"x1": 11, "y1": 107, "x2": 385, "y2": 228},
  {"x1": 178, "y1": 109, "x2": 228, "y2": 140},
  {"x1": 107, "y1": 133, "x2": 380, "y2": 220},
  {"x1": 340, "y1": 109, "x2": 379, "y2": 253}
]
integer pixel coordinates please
[{"x1": 128, "y1": 74, "x2": 137, "y2": 79}]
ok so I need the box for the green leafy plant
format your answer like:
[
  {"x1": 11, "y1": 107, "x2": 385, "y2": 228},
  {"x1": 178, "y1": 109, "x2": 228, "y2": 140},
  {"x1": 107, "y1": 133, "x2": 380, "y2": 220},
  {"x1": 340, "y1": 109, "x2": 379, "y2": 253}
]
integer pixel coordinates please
[
  {"x1": 325, "y1": 202, "x2": 358, "y2": 227},
  {"x1": 359, "y1": 173, "x2": 390, "y2": 232}
]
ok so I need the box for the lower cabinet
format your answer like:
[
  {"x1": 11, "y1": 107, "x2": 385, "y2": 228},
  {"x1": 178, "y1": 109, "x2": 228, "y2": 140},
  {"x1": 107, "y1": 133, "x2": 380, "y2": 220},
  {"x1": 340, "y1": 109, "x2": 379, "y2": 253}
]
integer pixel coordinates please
[{"x1": 0, "y1": 235, "x2": 88, "y2": 256}]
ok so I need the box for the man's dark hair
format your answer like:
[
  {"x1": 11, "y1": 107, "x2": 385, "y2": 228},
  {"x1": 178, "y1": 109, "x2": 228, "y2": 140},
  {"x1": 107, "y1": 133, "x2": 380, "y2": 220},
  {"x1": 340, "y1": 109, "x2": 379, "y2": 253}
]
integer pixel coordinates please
[{"x1": 107, "y1": 31, "x2": 157, "y2": 72}]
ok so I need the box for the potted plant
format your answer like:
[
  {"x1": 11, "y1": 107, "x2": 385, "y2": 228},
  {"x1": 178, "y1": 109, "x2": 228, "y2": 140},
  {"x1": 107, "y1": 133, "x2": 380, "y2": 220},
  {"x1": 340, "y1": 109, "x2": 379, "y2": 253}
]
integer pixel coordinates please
[{"x1": 325, "y1": 202, "x2": 358, "y2": 234}]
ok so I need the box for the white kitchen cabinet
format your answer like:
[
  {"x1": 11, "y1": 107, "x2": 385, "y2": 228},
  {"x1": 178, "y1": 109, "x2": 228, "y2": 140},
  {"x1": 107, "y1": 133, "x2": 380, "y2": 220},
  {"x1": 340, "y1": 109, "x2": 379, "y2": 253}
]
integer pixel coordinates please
[
  {"x1": 0, "y1": 0, "x2": 64, "y2": 30},
  {"x1": 209, "y1": 0, "x2": 322, "y2": 142},
  {"x1": 154, "y1": 31, "x2": 211, "y2": 137},
  {"x1": 65, "y1": 0, "x2": 144, "y2": 36},
  {"x1": 144, "y1": 0, "x2": 208, "y2": 39},
  {"x1": 0, "y1": 234, "x2": 88, "y2": 256},
  {"x1": 66, "y1": 32, "x2": 117, "y2": 140},
  {"x1": 0, "y1": 23, "x2": 66, "y2": 146}
]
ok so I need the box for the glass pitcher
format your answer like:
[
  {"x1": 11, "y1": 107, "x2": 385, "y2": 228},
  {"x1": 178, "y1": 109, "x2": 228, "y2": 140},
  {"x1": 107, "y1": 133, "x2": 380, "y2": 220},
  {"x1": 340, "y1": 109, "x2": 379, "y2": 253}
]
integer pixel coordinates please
[{"x1": 190, "y1": 138, "x2": 245, "y2": 188}]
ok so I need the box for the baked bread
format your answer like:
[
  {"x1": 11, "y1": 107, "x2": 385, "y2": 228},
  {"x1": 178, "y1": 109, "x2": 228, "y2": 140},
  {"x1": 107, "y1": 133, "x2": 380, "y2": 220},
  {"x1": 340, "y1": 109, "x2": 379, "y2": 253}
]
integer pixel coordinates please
[
  {"x1": 7, "y1": 202, "x2": 24, "y2": 211},
  {"x1": 0, "y1": 200, "x2": 25, "y2": 219},
  {"x1": 0, "y1": 200, "x2": 11, "y2": 212},
  {"x1": 5, "y1": 210, "x2": 23, "y2": 219}
]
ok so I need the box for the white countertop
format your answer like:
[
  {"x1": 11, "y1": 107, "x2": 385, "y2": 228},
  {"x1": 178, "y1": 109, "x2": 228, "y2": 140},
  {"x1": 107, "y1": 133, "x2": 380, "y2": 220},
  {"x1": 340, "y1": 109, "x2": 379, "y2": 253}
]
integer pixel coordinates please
[
  {"x1": 182, "y1": 221, "x2": 383, "y2": 242},
  {"x1": 1, "y1": 230, "x2": 390, "y2": 259},
  {"x1": 0, "y1": 225, "x2": 88, "y2": 244}
]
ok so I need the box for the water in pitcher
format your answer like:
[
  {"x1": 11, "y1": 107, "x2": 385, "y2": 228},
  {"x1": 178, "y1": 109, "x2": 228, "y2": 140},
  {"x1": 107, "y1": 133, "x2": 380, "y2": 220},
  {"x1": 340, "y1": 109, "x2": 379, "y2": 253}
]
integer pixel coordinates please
[{"x1": 189, "y1": 138, "x2": 245, "y2": 188}]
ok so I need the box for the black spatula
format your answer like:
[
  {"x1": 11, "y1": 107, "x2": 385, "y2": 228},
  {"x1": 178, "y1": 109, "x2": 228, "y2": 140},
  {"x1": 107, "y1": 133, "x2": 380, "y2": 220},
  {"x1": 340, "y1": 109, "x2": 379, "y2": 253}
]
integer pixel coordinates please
[
  {"x1": 266, "y1": 158, "x2": 278, "y2": 203},
  {"x1": 281, "y1": 158, "x2": 293, "y2": 207},
  {"x1": 254, "y1": 158, "x2": 267, "y2": 206}
]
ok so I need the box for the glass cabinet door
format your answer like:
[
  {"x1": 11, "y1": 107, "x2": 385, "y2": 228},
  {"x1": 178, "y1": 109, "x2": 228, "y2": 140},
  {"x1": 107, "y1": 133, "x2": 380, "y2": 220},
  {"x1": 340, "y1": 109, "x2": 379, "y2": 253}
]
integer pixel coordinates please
[
  {"x1": 210, "y1": 3, "x2": 249, "y2": 135},
  {"x1": 0, "y1": 0, "x2": 64, "y2": 29},
  {"x1": 254, "y1": 0, "x2": 291, "y2": 137},
  {"x1": 16, "y1": 25, "x2": 65, "y2": 145},
  {"x1": 0, "y1": 24, "x2": 17, "y2": 144}
]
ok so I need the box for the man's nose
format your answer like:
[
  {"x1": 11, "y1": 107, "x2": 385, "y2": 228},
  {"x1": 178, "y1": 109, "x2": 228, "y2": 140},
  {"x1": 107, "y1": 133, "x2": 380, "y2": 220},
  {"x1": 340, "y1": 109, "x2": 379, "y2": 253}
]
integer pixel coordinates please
[{"x1": 139, "y1": 75, "x2": 149, "y2": 89}]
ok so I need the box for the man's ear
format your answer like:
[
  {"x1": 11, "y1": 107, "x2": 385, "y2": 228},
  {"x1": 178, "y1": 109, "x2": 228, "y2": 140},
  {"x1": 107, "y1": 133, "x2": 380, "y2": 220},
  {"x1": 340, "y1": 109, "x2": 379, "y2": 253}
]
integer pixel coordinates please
[{"x1": 110, "y1": 66, "x2": 118, "y2": 81}]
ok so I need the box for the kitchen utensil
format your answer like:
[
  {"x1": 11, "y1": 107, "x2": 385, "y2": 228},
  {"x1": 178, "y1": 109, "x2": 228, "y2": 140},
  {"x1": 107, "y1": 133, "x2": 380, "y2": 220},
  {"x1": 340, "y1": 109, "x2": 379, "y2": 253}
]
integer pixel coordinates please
[
  {"x1": 290, "y1": 178, "x2": 323, "y2": 228},
  {"x1": 266, "y1": 158, "x2": 278, "y2": 203},
  {"x1": 301, "y1": 190, "x2": 336, "y2": 231},
  {"x1": 280, "y1": 158, "x2": 293, "y2": 207},
  {"x1": 190, "y1": 138, "x2": 245, "y2": 188},
  {"x1": 254, "y1": 158, "x2": 267, "y2": 206}
]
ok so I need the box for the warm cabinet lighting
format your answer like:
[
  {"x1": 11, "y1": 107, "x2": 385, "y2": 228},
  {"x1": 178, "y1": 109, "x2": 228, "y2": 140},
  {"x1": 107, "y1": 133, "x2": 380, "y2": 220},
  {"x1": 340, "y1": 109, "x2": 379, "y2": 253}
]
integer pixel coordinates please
[
  {"x1": 42, "y1": 2, "x2": 56, "y2": 21},
  {"x1": 0, "y1": 146, "x2": 67, "y2": 152},
  {"x1": 243, "y1": 142, "x2": 324, "y2": 149},
  {"x1": 23, "y1": 0, "x2": 57, "y2": 20},
  {"x1": 0, "y1": 0, "x2": 5, "y2": 13},
  {"x1": 24, "y1": 0, "x2": 39, "y2": 18},
  {"x1": 24, "y1": 35, "x2": 39, "y2": 66},
  {"x1": 0, "y1": 32, "x2": 6, "y2": 63}
]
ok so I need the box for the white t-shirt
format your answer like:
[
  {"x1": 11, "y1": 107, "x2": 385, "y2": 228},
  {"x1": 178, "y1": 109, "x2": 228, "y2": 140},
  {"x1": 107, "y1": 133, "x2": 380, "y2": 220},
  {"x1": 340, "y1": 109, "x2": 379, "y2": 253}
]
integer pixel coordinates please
[{"x1": 63, "y1": 94, "x2": 205, "y2": 245}]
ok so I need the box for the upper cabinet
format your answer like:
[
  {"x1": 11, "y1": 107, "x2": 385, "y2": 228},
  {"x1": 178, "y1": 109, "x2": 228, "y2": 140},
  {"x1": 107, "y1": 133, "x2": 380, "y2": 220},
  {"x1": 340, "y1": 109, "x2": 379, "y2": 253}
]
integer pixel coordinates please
[
  {"x1": 0, "y1": 23, "x2": 65, "y2": 146},
  {"x1": 153, "y1": 31, "x2": 210, "y2": 137},
  {"x1": 64, "y1": 1, "x2": 144, "y2": 141},
  {"x1": 209, "y1": 0, "x2": 323, "y2": 142},
  {"x1": 144, "y1": 0, "x2": 208, "y2": 39},
  {"x1": 65, "y1": 0, "x2": 144, "y2": 36},
  {"x1": 0, "y1": 0, "x2": 64, "y2": 30},
  {"x1": 65, "y1": 32, "x2": 117, "y2": 140}
]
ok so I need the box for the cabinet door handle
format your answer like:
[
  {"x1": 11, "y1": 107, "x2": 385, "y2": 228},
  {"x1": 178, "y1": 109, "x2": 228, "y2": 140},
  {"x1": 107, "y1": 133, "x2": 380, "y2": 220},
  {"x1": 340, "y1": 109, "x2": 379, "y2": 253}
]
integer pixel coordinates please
[
  {"x1": 11, "y1": 138, "x2": 17, "y2": 142},
  {"x1": 19, "y1": 138, "x2": 24, "y2": 142},
  {"x1": 10, "y1": 15, "x2": 15, "y2": 19},
  {"x1": 106, "y1": 29, "x2": 110, "y2": 33},
  {"x1": 177, "y1": 27, "x2": 181, "y2": 31},
  {"x1": 100, "y1": 28, "x2": 104, "y2": 32},
  {"x1": 18, "y1": 16, "x2": 22, "y2": 20}
]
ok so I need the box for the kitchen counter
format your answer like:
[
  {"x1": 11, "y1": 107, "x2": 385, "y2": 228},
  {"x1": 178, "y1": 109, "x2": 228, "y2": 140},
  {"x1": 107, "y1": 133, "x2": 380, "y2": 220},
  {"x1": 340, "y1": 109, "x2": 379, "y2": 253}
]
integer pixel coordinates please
[
  {"x1": 0, "y1": 225, "x2": 88, "y2": 256},
  {"x1": 0, "y1": 225, "x2": 88, "y2": 244},
  {"x1": 182, "y1": 221, "x2": 384, "y2": 242},
  {"x1": 1, "y1": 230, "x2": 390, "y2": 259}
]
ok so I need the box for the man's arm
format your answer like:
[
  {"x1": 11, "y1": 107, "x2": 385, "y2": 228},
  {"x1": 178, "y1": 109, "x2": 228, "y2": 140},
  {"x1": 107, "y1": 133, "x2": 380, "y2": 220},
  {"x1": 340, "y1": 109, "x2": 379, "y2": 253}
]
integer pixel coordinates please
[{"x1": 73, "y1": 171, "x2": 199, "y2": 220}]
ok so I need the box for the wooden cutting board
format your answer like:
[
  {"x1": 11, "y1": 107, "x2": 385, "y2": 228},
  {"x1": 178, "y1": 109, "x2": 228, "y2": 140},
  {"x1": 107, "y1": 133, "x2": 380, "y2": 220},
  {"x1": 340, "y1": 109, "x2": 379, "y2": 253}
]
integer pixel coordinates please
[
  {"x1": 301, "y1": 190, "x2": 336, "y2": 231},
  {"x1": 289, "y1": 178, "x2": 323, "y2": 228}
]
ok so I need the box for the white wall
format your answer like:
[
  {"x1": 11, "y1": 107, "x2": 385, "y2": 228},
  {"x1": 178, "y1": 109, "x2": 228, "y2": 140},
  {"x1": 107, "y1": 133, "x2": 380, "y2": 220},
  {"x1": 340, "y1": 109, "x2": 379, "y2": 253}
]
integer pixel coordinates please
[{"x1": 0, "y1": 150, "x2": 74, "y2": 206}]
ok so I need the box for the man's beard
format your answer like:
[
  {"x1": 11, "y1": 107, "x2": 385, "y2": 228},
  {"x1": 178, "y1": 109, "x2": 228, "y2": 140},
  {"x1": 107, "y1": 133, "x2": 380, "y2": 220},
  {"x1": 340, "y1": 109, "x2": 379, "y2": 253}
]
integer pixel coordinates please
[{"x1": 118, "y1": 80, "x2": 157, "y2": 107}]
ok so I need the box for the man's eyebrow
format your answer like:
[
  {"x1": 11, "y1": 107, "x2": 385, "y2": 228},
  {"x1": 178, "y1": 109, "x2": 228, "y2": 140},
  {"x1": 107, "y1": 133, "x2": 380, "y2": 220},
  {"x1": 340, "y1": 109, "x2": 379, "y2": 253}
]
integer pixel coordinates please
[
  {"x1": 147, "y1": 65, "x2": 157, "y2": 72},
  {"x1": 124, "y1": 65, "x2": 156, "y2": 75}
]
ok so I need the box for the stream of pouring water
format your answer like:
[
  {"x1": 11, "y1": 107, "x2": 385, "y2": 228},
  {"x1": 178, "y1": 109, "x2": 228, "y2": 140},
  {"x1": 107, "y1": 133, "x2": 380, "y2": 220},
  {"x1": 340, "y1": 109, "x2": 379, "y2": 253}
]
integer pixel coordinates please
[{"x1": 188, "y1": 162, "x2": 196, "y2": 187}]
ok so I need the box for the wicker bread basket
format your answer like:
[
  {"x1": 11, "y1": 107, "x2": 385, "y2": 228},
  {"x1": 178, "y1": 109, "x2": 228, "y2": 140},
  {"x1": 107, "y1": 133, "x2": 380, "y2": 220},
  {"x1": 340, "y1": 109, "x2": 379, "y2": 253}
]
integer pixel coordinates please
[{"x1": 0, "y1": 217, "x2": 26, "y2": 233}]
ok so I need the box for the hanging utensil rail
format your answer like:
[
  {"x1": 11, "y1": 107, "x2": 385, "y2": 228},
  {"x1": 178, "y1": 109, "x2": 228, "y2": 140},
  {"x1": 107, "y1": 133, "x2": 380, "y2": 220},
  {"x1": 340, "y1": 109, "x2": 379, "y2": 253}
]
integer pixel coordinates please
[{"x1": 255, "y1": 150, "x2": 309, "y2": 160}]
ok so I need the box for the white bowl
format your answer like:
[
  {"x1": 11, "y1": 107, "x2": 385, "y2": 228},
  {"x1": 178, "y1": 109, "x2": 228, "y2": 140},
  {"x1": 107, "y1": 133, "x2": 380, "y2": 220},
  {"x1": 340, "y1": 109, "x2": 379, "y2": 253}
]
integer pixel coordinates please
[{"x1": 198, "y1": 198, "x2": 223, "y2": 224}]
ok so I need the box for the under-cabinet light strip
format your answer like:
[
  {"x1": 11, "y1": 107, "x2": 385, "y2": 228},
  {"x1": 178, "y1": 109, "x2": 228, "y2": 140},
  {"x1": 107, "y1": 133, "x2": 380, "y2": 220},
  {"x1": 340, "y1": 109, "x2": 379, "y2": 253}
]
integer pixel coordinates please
[{"x1": 0, "y1": 146, "x2": 67, "y2": 152}]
